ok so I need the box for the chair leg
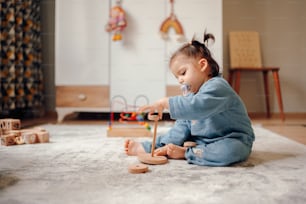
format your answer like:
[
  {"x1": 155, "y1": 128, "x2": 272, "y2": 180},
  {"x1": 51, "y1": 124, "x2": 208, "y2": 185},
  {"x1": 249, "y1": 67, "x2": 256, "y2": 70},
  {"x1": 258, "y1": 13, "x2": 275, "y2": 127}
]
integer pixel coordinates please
[
  {"x1": 262, "y1": 71, "x2": 271, "y2": 118},
  {"x1": 272, "y1": 70, "x2": 285, "y2": 121},
  {"x1": 228, "y1": 70, "x2": 233, "y2": 86},
  {"x1": 234, "y1": 71, "x2": 241, "y2": 94}
]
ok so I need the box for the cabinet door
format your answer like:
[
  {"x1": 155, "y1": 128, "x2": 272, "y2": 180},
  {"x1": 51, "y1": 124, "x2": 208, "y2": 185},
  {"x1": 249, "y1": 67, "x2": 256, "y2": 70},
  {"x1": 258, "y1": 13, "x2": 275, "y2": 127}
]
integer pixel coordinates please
[
  {"x1": 110, "y1": 0, "x2": 165, "y2": 111},
  {"x1": 55, "y1": 0, "x2": 109, "y2": 86}
]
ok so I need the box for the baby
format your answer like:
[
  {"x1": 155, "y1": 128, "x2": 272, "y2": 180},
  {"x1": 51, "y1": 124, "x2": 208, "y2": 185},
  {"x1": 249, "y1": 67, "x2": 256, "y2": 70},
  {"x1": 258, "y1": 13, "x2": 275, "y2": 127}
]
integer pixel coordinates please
[{"x1": 124, "y1": 31, "x2": 254, "y2": 166}]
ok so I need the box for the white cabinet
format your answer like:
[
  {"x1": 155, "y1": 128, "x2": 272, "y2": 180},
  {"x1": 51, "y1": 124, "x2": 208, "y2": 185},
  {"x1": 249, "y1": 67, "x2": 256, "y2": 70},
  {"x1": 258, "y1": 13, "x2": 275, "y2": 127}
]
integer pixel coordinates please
[
  {"x1": 55, "y1": 0, "x2": 110, "y2": 122},
  {"x1": 55, "y1": 0, "x2": 222, "y2": 122}
]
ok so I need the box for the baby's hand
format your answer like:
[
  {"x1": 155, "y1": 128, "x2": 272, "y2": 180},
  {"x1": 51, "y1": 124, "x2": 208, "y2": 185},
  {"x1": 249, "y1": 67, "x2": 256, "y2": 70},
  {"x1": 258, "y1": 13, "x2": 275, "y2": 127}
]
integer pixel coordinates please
[
  {"x1": 154, "y1": 146, "x2": 168, "y2": 156},
  {"x1": 138, "y1": 98, "x2": 169, "y2": 120}
]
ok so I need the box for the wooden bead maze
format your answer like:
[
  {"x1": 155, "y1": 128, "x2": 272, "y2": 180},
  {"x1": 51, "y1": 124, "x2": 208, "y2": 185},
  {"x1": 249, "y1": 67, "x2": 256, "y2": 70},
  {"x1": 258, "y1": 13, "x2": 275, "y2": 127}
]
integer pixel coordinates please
[{"x1": 107, "y1": 95, "x2": 152, "y2": 137}]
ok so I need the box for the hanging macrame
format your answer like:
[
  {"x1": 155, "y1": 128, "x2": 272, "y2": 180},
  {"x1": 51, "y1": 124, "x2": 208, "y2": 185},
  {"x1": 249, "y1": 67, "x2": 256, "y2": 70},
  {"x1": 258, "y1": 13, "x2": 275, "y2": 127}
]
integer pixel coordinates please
[
  {"x1": 159, "y1": 0, "x2": 185, "y2": 42},
  {"x1": 105, "y1": 0, "x2": 127, "y2": 41}
]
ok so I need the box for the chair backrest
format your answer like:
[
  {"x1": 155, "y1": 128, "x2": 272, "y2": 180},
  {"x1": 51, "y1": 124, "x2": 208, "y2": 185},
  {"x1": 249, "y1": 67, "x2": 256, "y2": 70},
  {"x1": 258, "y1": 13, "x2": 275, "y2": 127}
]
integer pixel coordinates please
[{"x1": 229, "y1": 31, "x2": 262, "y2": 69}]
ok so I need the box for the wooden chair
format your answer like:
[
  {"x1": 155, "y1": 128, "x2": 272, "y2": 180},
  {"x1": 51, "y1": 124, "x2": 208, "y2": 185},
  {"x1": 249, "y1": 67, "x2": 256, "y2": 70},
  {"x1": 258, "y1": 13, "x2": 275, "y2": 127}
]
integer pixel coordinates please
[{"x1": 228, "y1": 31, "x2": 285, "y2": 121}]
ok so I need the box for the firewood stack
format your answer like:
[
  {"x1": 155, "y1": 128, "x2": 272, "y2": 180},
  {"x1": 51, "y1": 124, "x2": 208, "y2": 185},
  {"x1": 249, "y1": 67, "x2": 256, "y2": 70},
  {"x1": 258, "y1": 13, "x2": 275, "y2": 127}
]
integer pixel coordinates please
[{"x1": 0, "y1": 119, "x2": 50, "y2": 146}]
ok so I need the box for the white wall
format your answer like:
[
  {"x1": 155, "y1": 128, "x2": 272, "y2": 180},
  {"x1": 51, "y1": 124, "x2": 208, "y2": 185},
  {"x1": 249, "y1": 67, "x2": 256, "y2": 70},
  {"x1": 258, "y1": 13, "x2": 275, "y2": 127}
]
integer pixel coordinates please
[
  {"x1": 165, "y1": 0, "x2": 223, "y2": 85},
  {"x1": 56, "y1": 0, "x2": 109, "y2": 85}
]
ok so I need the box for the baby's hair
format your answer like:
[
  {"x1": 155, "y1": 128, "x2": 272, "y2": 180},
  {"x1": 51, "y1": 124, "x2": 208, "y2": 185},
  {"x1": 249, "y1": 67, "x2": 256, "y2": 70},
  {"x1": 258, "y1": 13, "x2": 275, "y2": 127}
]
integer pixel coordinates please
[{"x1": 170, "y1": 31, "x2": 220, "y2": 77}]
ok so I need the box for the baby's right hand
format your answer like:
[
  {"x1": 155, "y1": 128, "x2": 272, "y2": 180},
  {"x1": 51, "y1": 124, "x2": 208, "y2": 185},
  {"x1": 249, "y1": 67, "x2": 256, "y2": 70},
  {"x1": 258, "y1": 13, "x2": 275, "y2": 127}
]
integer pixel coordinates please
[{"x1": 138, "y1": 97, "x2": 169, "y2": 120}]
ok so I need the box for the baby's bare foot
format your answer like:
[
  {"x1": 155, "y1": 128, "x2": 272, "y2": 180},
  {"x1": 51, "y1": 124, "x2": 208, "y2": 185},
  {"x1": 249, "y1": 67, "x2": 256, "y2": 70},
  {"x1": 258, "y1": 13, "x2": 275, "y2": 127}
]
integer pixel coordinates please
[
  {"x1": 124, "y1": 139, "x2": 145, "y2": 156},
  {"x1": 167, "y1": 143, "x2": 187, "y2": 159}
]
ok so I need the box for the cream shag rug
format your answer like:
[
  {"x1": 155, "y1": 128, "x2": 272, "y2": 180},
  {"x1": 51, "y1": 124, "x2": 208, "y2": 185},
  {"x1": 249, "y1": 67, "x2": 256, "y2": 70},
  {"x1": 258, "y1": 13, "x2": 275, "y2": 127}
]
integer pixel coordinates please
[{"x1": 0, "y1": 124, "x2": 306, "y2": 204}]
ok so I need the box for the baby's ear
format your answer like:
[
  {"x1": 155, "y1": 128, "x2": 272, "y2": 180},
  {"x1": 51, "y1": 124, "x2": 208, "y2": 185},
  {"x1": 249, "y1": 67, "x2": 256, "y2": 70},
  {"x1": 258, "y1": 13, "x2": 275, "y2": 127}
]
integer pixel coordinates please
[{"x1": 198, "y1": 58, "x2": 208, "y2": 72}]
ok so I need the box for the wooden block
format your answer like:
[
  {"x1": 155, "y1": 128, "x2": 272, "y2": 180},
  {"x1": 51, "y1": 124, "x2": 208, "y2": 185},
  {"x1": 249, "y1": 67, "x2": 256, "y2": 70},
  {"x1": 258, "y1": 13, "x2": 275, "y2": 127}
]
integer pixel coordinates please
[
  {"x1": 3, "y1": 130, "x2": 21, "y2": 136},
  {"x1": 0, "y1": 124, "x2": 50, "y2": 145},
  {"x1": 22, "y1": 131, "x2": 37, "y2": 144},
  {"x1": 15, "y1": 136, "x2": 25, "y2": 145},
  {"x1": 36, "y1": 131, "x2": 50, "y2": 143},
  {"x1": 32, "y1": 127, "x2": 47, "y2": 132},
  {"x1": 1, "y1": 133, "x2": 16, "y2": 146},
  {"x1": 0, "y1": 119, "x2": 21, "y2": 131},
  {"x1": 107, "y1": 127, "x2": 151, "y2": 137}
]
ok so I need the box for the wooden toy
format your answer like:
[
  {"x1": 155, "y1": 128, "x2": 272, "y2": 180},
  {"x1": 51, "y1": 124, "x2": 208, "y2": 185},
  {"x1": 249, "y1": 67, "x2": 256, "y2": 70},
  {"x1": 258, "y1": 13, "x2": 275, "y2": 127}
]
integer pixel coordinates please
[
  {"x1": 107, "y1": 95, "x2": 152, "y2": 137},
  {"x1": 0, "y1": 133, "x2": 16, "y2": 146},
  {"x1": 183, "y1": 141, "x2": 197, "y2": 147},
  {"x1": 107, "y1": 126, "x2": 151, "y2": 137},
  {"x1": 36, "y1": 131, "x2": 50, "y2": 143},
  {"x1": 15, "y1": 135, "x2": 25, "y2": 145},
  {"x1": 137, "y1": 114, "x2": 168, "y2": 165},
  {"x1": 22, "y1": 131, "x2": 37, "y2": 144},
  {"x1": 0, "y1": 118, "x2": 50, "y2": 146},
  {"x1": 0, "y1": 119, "x2": 21, "y2": 131},
  {"x1": 128, "y1": 163, "x2": 149, "y2": 174}
]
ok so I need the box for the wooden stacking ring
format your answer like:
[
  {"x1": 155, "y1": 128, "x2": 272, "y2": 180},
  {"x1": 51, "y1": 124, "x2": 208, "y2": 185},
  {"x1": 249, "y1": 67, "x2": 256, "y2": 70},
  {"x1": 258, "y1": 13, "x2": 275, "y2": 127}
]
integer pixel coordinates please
[
  {"x1": 128, "y1": 163, "x2": 149, "y2": 174},
  {"x1": 138, "y1": 153, "x2": 168, "y2": 165},
  {"x1": 183, "y1": 141, "x2": 197, "y2": 147}
]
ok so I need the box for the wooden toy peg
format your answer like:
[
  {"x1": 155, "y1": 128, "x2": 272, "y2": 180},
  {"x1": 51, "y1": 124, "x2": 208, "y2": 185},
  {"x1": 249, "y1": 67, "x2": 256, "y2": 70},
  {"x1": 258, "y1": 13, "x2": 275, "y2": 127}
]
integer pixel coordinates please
[
  {"x1": 137, "y1": 113, "x2": 168, "y2": 165},
  {"x1": 149, "y1": 114, "x2": 159, "y2": 157}
]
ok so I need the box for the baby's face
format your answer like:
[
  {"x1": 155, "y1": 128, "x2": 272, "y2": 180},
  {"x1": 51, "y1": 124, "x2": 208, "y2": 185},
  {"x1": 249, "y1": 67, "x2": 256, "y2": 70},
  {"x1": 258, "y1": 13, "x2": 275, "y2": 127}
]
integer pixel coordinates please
[{"x1": 170, "y1": 54, "x2": 206, "y2": 94}]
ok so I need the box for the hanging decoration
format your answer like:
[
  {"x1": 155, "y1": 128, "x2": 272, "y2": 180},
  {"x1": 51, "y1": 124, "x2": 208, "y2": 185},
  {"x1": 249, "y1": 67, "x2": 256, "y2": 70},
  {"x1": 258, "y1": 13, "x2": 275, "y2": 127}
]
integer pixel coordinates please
[
  {"x1": 105, "y1": 0, "x2": 127, "y2": 41},
  {"x1": 159, "y1": 0, "x2": 185, "y2": 42}
]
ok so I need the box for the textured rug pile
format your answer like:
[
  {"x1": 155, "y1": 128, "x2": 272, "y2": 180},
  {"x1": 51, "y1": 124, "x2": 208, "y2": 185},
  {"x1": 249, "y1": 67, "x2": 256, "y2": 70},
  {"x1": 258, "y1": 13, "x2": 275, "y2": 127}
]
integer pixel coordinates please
[{"x1": 1, "y1": 123, "x2": 306, "y2": 204}]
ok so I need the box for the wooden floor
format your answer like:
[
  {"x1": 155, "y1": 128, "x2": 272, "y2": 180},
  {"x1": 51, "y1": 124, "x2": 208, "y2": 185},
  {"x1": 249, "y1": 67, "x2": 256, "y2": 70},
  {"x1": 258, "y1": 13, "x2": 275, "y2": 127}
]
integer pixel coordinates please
[
  {"x1": 21, "y1": 113, "x2": 306, "y2": 146},
  {"x1": 252, "y1": 117, "x2": 306, "y2": 145}
]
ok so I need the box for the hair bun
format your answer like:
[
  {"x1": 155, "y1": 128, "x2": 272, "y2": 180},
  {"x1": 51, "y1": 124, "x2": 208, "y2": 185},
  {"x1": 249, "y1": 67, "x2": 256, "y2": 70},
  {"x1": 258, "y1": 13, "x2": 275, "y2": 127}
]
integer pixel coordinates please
[{"x1": 203, "y1": 32, "x2": 215, "y2": 45}]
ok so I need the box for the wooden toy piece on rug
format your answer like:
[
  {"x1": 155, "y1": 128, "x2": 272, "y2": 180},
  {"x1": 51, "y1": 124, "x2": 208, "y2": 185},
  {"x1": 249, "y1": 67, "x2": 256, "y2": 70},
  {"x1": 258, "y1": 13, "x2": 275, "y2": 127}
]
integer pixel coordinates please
[
  {"x1": 0, "y1": 119, "x2": 21, "y2": 146},
  {"x1": 0, "y1": 119, "x2": 21, "y2": 132},
  {"x1": 137, "y1": 113, "x2": 168, "y2": 165},
  {"x1": 128, "y1": 163, "x2": 149, "y2": 174},
  {"x1": 22, "y1": 131, "x2": 38, "y2": 144},
  {"x1": 1, "y1": 128, "x2": 50, "y2": 146},
  {"x1": 0, "y1": 118, "x2": 50, "y2": 146},
  {"x1": 1, "y1": 133, "x2": 17, "y2": 146}
]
